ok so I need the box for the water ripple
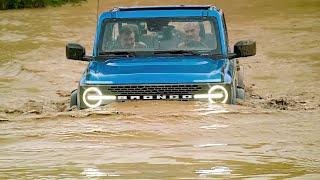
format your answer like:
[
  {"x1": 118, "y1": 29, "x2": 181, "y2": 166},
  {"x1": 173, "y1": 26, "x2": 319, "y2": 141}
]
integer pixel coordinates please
[
  {"x1": 81, "y1": 168, "x2": 119, "y2": 177},
  {"x1": 195, "y1": 166, "x2": 232, "y2": 176},
  {"x1": 200, "y1": 124, "x2": 229, "y2": 130},
  {"x1": 194, "y1": 143, "x2": 228, "y2": 148}
]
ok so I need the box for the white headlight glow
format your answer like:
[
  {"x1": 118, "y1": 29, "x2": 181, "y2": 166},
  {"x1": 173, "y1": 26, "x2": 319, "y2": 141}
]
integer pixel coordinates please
[
  {"x1": 83, "y1": 87, "x2": 103, "y2": 108},
  {"x1": 193, "y1": 85, "x2": 228, "y2": 103},
  {"x1": 208, "y1": 85, "x2": 228, "y2": 104}
]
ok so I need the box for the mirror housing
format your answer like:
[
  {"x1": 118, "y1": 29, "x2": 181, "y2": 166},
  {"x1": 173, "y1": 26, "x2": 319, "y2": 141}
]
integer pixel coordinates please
[
  {"x1": 234, "y1": 40, "x2": 256, "y2": 58},
  {"x1": 66, "y1": 43, "x2": 90, "y2": 61}
]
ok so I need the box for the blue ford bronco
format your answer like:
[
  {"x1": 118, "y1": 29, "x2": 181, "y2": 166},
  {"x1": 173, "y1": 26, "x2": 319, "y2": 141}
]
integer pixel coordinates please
[{"x1": 66, "y1": 5, "x2": 256, "y2": 109}]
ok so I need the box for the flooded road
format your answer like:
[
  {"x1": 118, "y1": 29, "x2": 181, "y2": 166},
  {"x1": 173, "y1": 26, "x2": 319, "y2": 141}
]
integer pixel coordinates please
[{"x1": 1, "y1": 0, "x2": 320, "y2": 179}]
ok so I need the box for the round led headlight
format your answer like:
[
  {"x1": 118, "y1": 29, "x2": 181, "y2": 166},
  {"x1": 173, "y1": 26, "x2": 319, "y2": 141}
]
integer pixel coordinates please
[
  {"x1": 208, "y1": 85, "x2": 228, "y2": 104},
  {"x1": 83, "y1": 87, "x2": 102, "y2": 108}
]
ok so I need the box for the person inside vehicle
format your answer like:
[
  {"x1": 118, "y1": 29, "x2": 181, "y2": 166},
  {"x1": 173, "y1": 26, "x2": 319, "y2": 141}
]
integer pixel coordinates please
[
  {"x1": 178, "y1": 22, "x2": 208, "y2": 49},
  {"x1": 116, "y1": 25, "x2": 146, "y2": 49}
]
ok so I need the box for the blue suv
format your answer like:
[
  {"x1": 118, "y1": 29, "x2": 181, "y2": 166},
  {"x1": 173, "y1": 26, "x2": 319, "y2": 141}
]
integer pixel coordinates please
[{"x1": 66, "y1": 5, "x2": 256, "y2": 109}]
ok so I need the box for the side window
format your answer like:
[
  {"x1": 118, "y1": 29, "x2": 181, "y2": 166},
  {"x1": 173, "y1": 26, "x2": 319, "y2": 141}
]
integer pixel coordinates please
[{"x1": 222, "y1": 14, "x2": 230, "y2": 52}]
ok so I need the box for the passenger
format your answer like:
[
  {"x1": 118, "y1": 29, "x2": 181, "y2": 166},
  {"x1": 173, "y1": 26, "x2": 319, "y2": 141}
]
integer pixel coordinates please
[
  {"x1": 178, "y1": 22, "x2": 208, "y2": 49},
  {"x1": 116, "y1": 25, "x2": 146, "y2": 49}
]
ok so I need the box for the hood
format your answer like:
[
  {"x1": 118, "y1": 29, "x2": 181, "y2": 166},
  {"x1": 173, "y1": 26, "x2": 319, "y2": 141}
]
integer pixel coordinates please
[{"x1": 85, "y1": 56, "x2": 229, "y2": 85}]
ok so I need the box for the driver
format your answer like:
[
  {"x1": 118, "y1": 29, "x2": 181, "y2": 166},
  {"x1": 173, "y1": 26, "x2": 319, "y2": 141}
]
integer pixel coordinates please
[
  {"x1": 116, "y1": 25, "x2": 146, "y2": 49},
  {"x1": 178, "y1": 22, "x2": 208, "y2": 49}
]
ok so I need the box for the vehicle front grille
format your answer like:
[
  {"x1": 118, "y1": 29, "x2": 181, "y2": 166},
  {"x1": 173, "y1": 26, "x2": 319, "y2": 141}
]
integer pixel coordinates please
[{"x1": 106, "y1": 84, "x2": 202, "y2": 95}]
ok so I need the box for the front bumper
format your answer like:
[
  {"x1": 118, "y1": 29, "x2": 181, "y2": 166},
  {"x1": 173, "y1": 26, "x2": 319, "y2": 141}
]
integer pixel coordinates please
[{"x1": 78, "y1": 83, "x2": 233, "y2": 109}]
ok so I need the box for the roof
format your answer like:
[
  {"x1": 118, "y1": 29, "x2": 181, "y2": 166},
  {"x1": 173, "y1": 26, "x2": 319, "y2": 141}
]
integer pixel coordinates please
[
  {"x1": 111, "y1": 5, "x2": 219, "y2": 12},
  {"x1": 98, "y1": 5, "x2": 221, "y2": 19}
]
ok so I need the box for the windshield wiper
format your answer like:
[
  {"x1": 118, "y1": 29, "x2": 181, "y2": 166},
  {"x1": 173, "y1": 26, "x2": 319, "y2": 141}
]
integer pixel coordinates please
[
  {"x1": 209, "y1": 54, "x2": 226, "y2": 59},
  {"x1": 154, "y1": 50, "x2": 227, "y2": 59},
  {"x1": 99, "y1": 51, "x2": 136, "y2": 57},
  {"x1": 153, "y1": 50, "x2": 203, "y2": 56}
]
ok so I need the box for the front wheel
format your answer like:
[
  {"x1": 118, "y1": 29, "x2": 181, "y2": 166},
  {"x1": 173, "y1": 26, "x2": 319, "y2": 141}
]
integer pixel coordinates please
[
  {"x1": 236, "y1": 88, "x2": 245, "y2": 100},
  {"x1": 230, "y1": 80, "x2": 237, "y2": 104},
  {"x1": 70, "y1": 90, "x2": 78, "y2": 108}
]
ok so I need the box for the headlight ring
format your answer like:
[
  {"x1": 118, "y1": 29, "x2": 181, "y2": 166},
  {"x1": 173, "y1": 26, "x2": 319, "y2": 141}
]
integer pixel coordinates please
[
  {"x1": 83, "y1": 87, "x2": 103, "y2": 108},
  {"x1": 208, "y1": 85, "x2": 229, "y2": 104}
]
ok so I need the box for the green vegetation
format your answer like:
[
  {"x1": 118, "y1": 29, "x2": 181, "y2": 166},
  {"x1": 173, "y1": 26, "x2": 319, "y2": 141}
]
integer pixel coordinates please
[{"x1": 0, "y1": 0, "x2": 86, "y2": 10}]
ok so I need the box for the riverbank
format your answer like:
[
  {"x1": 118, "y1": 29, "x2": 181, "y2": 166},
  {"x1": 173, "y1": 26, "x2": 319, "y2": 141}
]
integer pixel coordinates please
[{"x1": 0, "y1": 0, "x2": 86, "y2": 10}]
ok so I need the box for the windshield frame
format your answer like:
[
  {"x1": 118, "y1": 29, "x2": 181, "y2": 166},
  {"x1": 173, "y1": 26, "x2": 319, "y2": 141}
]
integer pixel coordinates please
[{"x1": 97, "y1": 16, "x2": 222, "y2": 56}]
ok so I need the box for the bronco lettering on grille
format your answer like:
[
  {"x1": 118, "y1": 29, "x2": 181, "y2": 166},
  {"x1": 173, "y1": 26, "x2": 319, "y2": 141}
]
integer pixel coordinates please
[{"x1": 117, "y1": 95, "x2": 194, "y2": 100}]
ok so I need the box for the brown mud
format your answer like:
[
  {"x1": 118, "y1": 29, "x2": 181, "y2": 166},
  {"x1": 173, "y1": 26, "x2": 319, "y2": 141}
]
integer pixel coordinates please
[{"x1": 0, "y1": 0, "x2": 320, "y2": 179}]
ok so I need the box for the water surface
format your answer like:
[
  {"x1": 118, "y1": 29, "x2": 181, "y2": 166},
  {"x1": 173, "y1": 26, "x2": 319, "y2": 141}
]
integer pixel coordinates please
[{"x1": 0, "y1": 0, "x2": 319, "y2": 179}]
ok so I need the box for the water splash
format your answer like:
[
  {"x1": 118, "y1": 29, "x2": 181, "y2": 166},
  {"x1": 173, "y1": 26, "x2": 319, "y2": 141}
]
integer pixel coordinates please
[{"x1": 194, "y1": 103, "x2": 229, "y2": 115}]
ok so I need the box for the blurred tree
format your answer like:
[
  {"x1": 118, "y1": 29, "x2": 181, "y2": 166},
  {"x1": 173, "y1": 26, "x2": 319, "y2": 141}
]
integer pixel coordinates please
[{"x1": 0, "y1": 0, "x2": 86, "y2": 10}]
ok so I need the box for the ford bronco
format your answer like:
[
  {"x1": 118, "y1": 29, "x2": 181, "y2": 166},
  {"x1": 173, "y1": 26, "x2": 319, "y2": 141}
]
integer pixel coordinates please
[{"x1": 66, "y1": 5, "x2": 256, "y2": 109}]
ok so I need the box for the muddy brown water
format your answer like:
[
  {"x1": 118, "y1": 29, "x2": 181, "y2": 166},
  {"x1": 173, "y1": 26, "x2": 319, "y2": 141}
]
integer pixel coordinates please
[{"x1": 0, "y1": 0, "x2": 320, "y2": 179}]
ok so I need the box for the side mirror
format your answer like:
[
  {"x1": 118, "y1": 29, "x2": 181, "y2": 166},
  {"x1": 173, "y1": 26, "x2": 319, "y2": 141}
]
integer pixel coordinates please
[
  {"x1": 66, "y1": 43, "x2": 90, "y2": 61},
  {"x1": 234, "y1": 40, "x2": 256, "y2": 57}
]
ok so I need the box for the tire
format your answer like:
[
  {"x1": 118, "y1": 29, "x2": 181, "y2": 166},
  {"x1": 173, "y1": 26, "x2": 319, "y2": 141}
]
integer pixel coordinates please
[
  {"x1": 70, "y1": 89, "x2": 78, "y2": 108},
  {"x1": 230, "y1": 79, "x2": 237, "y2": 104},
  {"x1": 236, "y1": 88, "x2": 245, "y2": 100},
  {"x1": 237, "y1": 72, "x2": 245, "y2": 89},
  {"x1": 231, "y1": 87, "x2": 237, "y2": 104},
  {"x1": 234, "y1": 40, "x2": 256, "y2": 57}
]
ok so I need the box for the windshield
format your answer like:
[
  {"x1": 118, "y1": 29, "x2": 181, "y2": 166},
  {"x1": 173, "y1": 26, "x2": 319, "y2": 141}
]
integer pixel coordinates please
[{"x1": 99, "y1": 17, "x2": 221, "y2": 55}]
